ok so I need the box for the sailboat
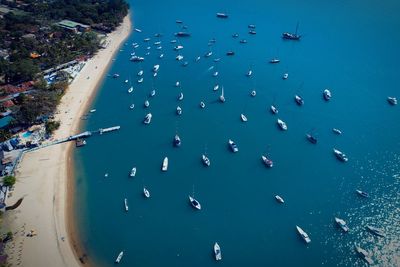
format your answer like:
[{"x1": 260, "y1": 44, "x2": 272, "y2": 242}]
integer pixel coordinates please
[
  {"x1": 219, "y1": 87, "x2": 225, "y2": 102},
  {"x1": 240, "y1": 114, "x2": 248, "y2": 122},
  {"x1": 282, "y1": 22, "x2": 302, "y2": 40},
  {"x1": 189, "y1": 195, "x2": 201, "y2": 210},
  {"x1": 143, "y1": 187, "x2": 150, "y2": 198}
]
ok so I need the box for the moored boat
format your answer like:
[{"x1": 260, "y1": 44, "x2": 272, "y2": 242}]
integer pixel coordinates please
[
  {"x1": 387, "y1": 96, "x2": 397, "y2": 105},
  {"x1": 144, "y1": 100, "x2": 150, "y2": 108},
  {"x1": 277, "y1": 119, "x2": 288, "y2": 130},
  {"x1": 275, "y1": 195, "x2": 284, "y2": 203},
  {"x1": 246, "y1": 70, "x2": 252, "y2": 77},
  {"x1": 295, "y1": 95, "x2": 304, "y2": 105},
  {"x1": 226, "y1": 51, "x2": 235, "y2": 56},
  {"x1": 124, "y1": 198, "x2": 128, "y2": 212},
  {"x1": 261, "y1": 155, "x2": 273, "y2": 168},
  {"x1": 153, "y1": 64, "x2": 160, "y2": 72},
  {"x1": 323, "y1": 89, "x2": 332, "y2": 101},
  {"x1": 282, "y1": 23, "x2": 301, "y2": 40},
  {"x1": 137, "y1": 70, "x2": 144, "y2": 76},
  {"x1": 175, "y1": 32, "x2": 191, "y2": 37},
  {"x1": 306, "y1": 133, "x2": 317, "y2": 144},
  {"x1": 219, "y1": 87, "x2": 225, "y2": 102},
  {"x1": 270, "y1": 58, "x2": 280, "y2": 64},
  {"x1": 202, "y1": 154, "x2": 211, "y2": 166},
  {"x1": 333, "y1": 148, "x2": 348, "y2": 162},
  {"x1": 162, "y1": 157, "x2": 168, "y2": 171},
  {"x1": 250, "y1": 90, "x2": 256, "y2": 97},
  {"x1": 189, "y1": 195, "x2": 201, "y2": 210},
  {"x1": 174, "y1": 134, "x2": 181, "y2": 147},
  {"x1": 178, "y1": 92, "x2": 184, "y2": 101},
  {"x1": 213, "y1": 84, "x2": 219, "y2": 91},
  {"x1": 282, "y1": 73, "x2": 289, "y2": 79},
  {"x1": 366, "y1": 225, "x2": 385, "y2": 237},
  {"x1": 214, "y1": 242, "x2": 222, "y2": 261},
  {"x1": 270, "y1": 105, "x2": 278, "y2": 114},
  {"x1": 115, "y1": 251, "x2": 124, "y2": 263},
  {"x1": 143, "y1": 187, "x2": 150, "y2": 198},
  {"x1": 200, "y1": 101, "x2": 206, "y2": 108},
  {"x1": 334, "y1": 217, "x2": 349, "y2": 232},
  {"x1": 355, "y1": 246, "x2": 374, "y2": 265},
  {"x1": 228, "y1": 139, "x2": 239, "y2": 152},
  {"x1": 296, "y1": 225, "x2": 311, "y2": 243},
  {"x1": 128, "y1": 86, "x2": 133, "y2": 93},
  {"x1": 356, "y1": 189, "x2": 369, "y2": 198},
  {"x1": 143, "y1": 113, "x2": 152, "y2": 124},
  {"x1": 332, "y1": 128, "x2": 342, "y2": 135},
  {"x1": 150, "y1": 90, "x2": 156, "y2": 97},
  {"x1": 129, "y1": 167, "x2": 136, "y2": 177},
  {"x1": 129, "y1": 104, "x2": 134, "y2": 110},
  {"x1": 176, "y1": 106, "x2": 182, "y2": 115},
  {"x1": 216, "y1": 12, "x2": 228, "y2": 18},
  {"x1": 240, "y1": 114, "x2": 248, "y2": 122}
]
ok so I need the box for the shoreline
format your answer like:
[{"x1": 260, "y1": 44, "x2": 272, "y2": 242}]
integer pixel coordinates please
[{"x1": 3, "y1": 14, "x2": 132, "y2": 267}]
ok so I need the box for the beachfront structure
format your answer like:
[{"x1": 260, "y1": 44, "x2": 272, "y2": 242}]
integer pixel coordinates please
[{"x1": 56, "y1": 20, "x2": 90, "y2": 33}]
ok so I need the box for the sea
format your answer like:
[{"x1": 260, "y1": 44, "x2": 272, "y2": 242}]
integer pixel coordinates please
[{"x1": 73, "y1": 0, "x2": 400, "y2": 266}]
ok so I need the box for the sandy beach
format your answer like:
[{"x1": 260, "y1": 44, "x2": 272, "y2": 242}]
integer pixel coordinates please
[{"x1": 3, "y1": 14, "x2": 132, "y2": 267}]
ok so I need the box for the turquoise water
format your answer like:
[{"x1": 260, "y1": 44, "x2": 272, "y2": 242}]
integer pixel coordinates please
[
  {"x1": 21, "y1": 131, "x2": 32, "y2": 138},
  {"x1": 73, "y1": 0, "x2": 400, "y2": 266}
]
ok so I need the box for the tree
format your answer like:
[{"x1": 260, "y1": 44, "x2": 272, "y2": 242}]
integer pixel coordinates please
[
  {"x1": 45, "y1": 120, "x2": 60, "y2": 135},
  {"x1": 0, "y1": 129, "x2": 12, "y2": 142},
  {"x1": 3, "y1": 175, "x2": 16, "y2": 187}
]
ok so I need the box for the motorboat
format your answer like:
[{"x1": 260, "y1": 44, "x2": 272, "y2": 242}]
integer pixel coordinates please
[
  {"x1": 182, "y1": 61, "x2": 189, "y2": 67},
  {"x1": 356, "y1": 189, "x2": 369, "y2": 198},
  {"x1": 202, "y1": 154, "x2": 211, "y2": 166},
  {"x1": 159, "y1": 53, "x2": 164, "y2": 59},
  {"x1": 143, "y1": 38, "x2": 150, "y2": 42},
  {"x1": 200, "y1": 101, "x2": 206, "y2": 108},
  {"x1": 249, "y1": 30, "x2": 256, "y2": 35},
  {"x1": 270, "y1": 105, "x2": 278, "y2": 114},
  {"x1": 332, "y1": 128, "x2": 342, "y2": 135},
  {"x1": 174, "y1": 134, "x2": 181, "y2": 147},
  {"x1": 277, "y1": 119, "x2": 288, "y2": 130},
  {"x1": 89, "y1": 109, "x2": 96, "y2": 113},
  {"x1": 204, "y1": 51, "x2": 213, "y2": 57},
  {"x1": 162, "y1": 157, "x2": 168, "y2": 171},
  {"x1": 261, "y1": 155, "x2": 273, "y2": 168},
  {"x1": 387, "y1": 96, "x2": 397, "y2": 105},
  {"x1": 270, "y1": 58, "x2": 280, "y2": 64},
  {"x1": 333, "y1": 148, "x2": 348, "y2": 162},
  {"x1": 128, "y1": 86, "x2": 133, "y2": 93},
  {"x1": 176, "y1": 20, "x2": 183, "y2": 24},
  {"x1": 248, "y1": 24, "x2": 256, "y2": 29},
  {"x1": 323, "y1": 89, "x2": 332, "y2": 101},
  {"x1": 251, "y1": 90, "x2": 256, "y2": 97},
  {"x1": 296, "y1": 226, "x2": 311, "y2": 243},
  {"x1": 239, "y1": 39, "x2": 247, "y2": 44},
  {"x1": 366, "y1": 225, "x2": 385, "y2": 237},
  {"x1": 113, "y1": 73, "x2": 120, "y2": 78},
  {"x1": 189, "y1": 196, "x2": 201, "y2": 210},
  {"x1": 282, "y1": 73, "x2": 289, "y2": 79},
  {"x1": 175, "y1": 81, "x2": 180, "y2": 87},
  {"x1": 176, "y1": 55, "x2": 184, "y2": 61},
  {"x1": 150, "y1": 90, "x2": 156, "y2": 97},
  {"x1": 153, "y1": 64, "x2": 160, "y2": 72},
  {"x1": 214, "y1": 242, "x2": 222, "y2": 261},
  {"x1": 355, "y1": 246, "x2": 374, "y2": 265},
  {"x1": 228, "y1": 139, "x2": 239, "y2": 152},
  {"x1": 124, "y1": 198, "x2": 128, "y2": 212},
  {"x1": 232, "y1": 33, "x2": 239, "y2": 38},
  {"x1": 137, "y1": 70, "x2": 144, "y2": 76},
  {"x1": 143, "y1": 187, "x2": 150, "y2": 198},
  {"x1": 175, "y1": 32, "x2": 191, "y2": 37},
  {"x1": 143, "y1": 113, "x2": 152, "y2": 124},
  {"x1": 130, "y1": 56, "x2": 144, "y2": 62},
  {"x1": 219, "y1": 87, "x2": 225, "y2": 102},
  {"x1": 213, "y1": 84, "x2": 219, "y2": 91},
  {"x1": 246, "y1": 70, "x2": 252, "y2": 77},
  {"x1": 195, "y1": 56, "x2": 201, "y2": 62},
  {"x1": 170, "y1": 39, "x2": 177, "y2": 43},
  {"x1": 174, "y1": 45, "x2": 184, "y2": 50},
  {"x1": 154, "y1": 41, "x2": 161, "y2": 45},
  {"x1": 153, "y1": 72, "x2": 157, "y2": 77},
  {"x1": 275, "y1": 195, "x2": 284, "y2": 203},
  {"x1": 129, "y1": 104, "x2": 134, "y2": 110},
  {"x1": 176, "y1": 106, "x2": 182, "y2": 115},
  {"x1": 144, "y1": 100, "x2": 150, "y2": 108},
  {"x1": 213, "y1": 71, "x2": 219, "y2": 77},
  {"x1": 135, "y1": 28, "x2": 142, "y2": 32},
  {"x1": 216, "y1": 13, "x2": 228, "y2": 18},
  {"x1": 240, "y1": 114, "x2": 248, "y2": 122},
  {"x1": 334, "y1": 217, "x2": 349, "y2": 232},
  {"x1": 294, "y1": 95, "x2": 304, "y2": 105},
  {"x1": 137, "y1": 77, "x2": 143, "y2": 83},
  {"x1": 306, "y1": 134, "x2": 317, "y2": 144},
  {"x1": 115, "y1": 251, "x2": 124, "y2": 263},
  {"x1": 129, "y1": 167, "x2": 136, "y2": 177},
  {"x1": 124, "y1": 79, "x2": 128, "y2": 83},
  {"x1": 178, "y1": 92, "x2": 184, "y2": 101},
  {"x1": 226, "y1": 51, "x2": 235, "y2": 56}
]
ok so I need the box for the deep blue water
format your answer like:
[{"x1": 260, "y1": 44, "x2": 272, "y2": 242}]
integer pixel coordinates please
[{"x1": 73, "y1": 0, "x2": 400, "y2": 266}]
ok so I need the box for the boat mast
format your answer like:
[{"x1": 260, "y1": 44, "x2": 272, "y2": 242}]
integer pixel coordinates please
[{"x1": 295, "y1": 22, "x2": 299, "y2": 35}]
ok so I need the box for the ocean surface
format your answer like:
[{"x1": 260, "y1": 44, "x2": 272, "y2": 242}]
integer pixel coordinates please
[{"x1": 73, "y1": 0, "x2": 400, "y2": 266}]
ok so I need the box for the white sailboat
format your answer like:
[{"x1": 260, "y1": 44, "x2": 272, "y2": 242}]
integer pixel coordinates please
[
  {"x1": 219, "y1": 87, "x2": 225, "y2": 102},
  {"x1": 143, "y1": 187, "x2": 150, "y2": 198},
  {"x1": 162, "y1": 157, "x2": 168, "y2": 171}
]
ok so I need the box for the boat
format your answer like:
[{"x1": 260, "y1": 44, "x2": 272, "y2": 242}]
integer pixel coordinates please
[
  {"x1": 282, "y1": 22, "x2": 302, "y2": 40},
  {"x1": 135, "y1": 27, "x2": 142, "y2": 33},
  {"x1": 154, "y1": 41, "x2": 161, "y2": 45},
  {"x1": 174, "y1": 45, "x2": 184, "y2": 51},
  {"x1": 170, "y1": 39, "x2": 177, "y2": 43},
  {"x1": 175, "y1": 81, "x2": 180, "y2": 87},
  {"x1": 176, "y1": 106, "x2": 182, "y2": 115},
  {"x1": 387, "y1": 96, "x2": 397, "y2": 105},
  {"x1": 213, "y1": 84, "x2": 219, "y2": 91},
  {"x1": 104, "y1": 173, "x2": 109, "y2": 178},
  {"x1": 248, "y1": 24, "x2": 256, "y2": 29},
  {"x1": 137, "y1": 70, "x2": 144, "y2": 76},
  {"x1": 355, "y1": 246, "x2": 374, "y2": 265},
  {"x1": 144, "y1": 100, "x2": 150, "y2": 108},
  {"x1": 228, "y1": 139, "x2": 239, "y2": 152},
  {"x1": 294, "y1": 95, "x2": 304, "y2": 105},
  {"x1": 137, "y1": 78, "x2": 143, "y2": 83},
  {"x1": 143, "y1": 113, "x2": 152, "y2": 124},
  {"x1": 216, "y1": 13, "x2": 228, "y2": 18},
  {"x1": 128, "y1": 86, "x2": 133, "y2": 93},
  {"x1": 176, "y1": 55, "x2": 184, "y2": 61},
  {"x1": 159, "y1": 53, "x2": 164, "y2": 59},
  {"x1": 143, "y1": 187, "x2": 150, "y2": 198},
  {"x1": 334, "y1": 217, "x2": 349, "y2": 232},
  {"x1": 246, "y1": 70, "x2": 252, "y2": 77},
  {"x1": 143, "y1": 38, "x2": 150, "y2": 42},
  {"x1": 115, "y1": 251, "x2": 124, "y2": 263},
  {"x1": 270, "y1": 58, "x2": 280, "y2": 64},
  {"x1": 296, "y1": 226, "x2": 311, "y2": 243},
  {"x1": 162, "y1": 157, "x2": 168, "y2": 171},
  {"x1": 366, "y1": 225, "x2": 385, "y2": 237},
  {"x1": 202, "y1": 154, "x2": 211, "y2": 166},
  {"x1": 153, "y1": 72, "x2": 157, "y2": 77},
  {"x1": 275, "y1": 195, "x2": 284, "y2": 203},
  {"x1": 212, "y1": 71, "x2": 219, "y2": 77},
  {"x1": 200, "y1": 101, "x2": 205, "y2": 108},
  {"x1": 333, "y1": 148, "x2": 348, "y2": 162},
  {"x1": 182, "y1": 61, "x2": 189, "y2": 67},
  {"x1": 239, "y1": 39, "x2": 247, "y2": 44},
  {"x1": 356, "y1": 189, "x2": 369, "y2": 198},
  {"x1": 323, "y1": 89, "x2": 332, "y2": 101},
  {"x1": 232, "y1": 33, "x2": 239, "y2": 38},
  {"x1": 129, "y1": 167, "x2": 136, "y2": 177},
  {"x1": 240, "y1": 114, "x2": 248, "y2": 122},
  {"x1": 150, "y1": 90, "x2": 156, "y2": 97},
  {"x1": 124, "y1": 79, "x2": 128, "y2": 83},
  {"x1": 174, "y1": 134, "x2": 181, "y2": 147},
  {"x1": 282, "y1": 73, "x2": 289, "y2": 79},
  {"x1": 261, "y1": 155, "x2": 273, "y2": 168},
  {"x1": 277, "y1": 119, "x2": 288, "y2": 130},
  {"x1": 89, "y1": 109, "x2": 96, "y2": 113},
  {"x1": 130, "y1": 56, "x2": 144, "y2": 62},
  {"x1": 129, "y1": 104, "x2": 134, "y2": 110},
  {"x1": 189, "y1": 195, "x2": 201, "y2": 210},
  {"x1": 306, "y1": 134, "x2": 317, "y2": 144},
  {"x1": 226, "y1": 51, "x2": 235, "y2": 56},
  {"x1": 153, "y1": 64, "x2": 160, "y2": 72},
  {"x1": 204, "y1": 51, "x2": 213, "y2": 57},
  {"x1": 124, "y1": 198, "x2": 128, "y2": 212},
  {"x1": 75, "y1": 138, "x2": 86, "y2": 147},
  {"x1": 249, "y1": 30, "x2": 256, "y2": 35},
  {"x1": 195, "y1": 56, "x2": 201, "y2": 62},
  {"x1": 270, "y1": 105, "x2": 278, "y2": 114},
  {"x1": 251, "y1": 90, "x2": 256, "y2": 97},
  {"x1": 113, "y1": 73, "x2": 120, "y2": 78},
  {"x1": 214, "y1": 242, "x2": 222, "y2": 261},
  {"x1": 332, "y1": 128, "x2": 342, "y2": 135},
  {"x1": 175, "y1": 32, "x2": 191, "y2": 37},
  {"x1": 219, "y1": 87, "x2": 225, "y2": 102},
  {"x1": 176, "y1": 20, "x2": 183, "y2": 24},
  {"x1": 178, "y1": 92, "x2": 184, "y2": 101}
]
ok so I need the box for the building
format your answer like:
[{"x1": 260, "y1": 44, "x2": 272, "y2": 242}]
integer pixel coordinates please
[{"x1": 56, "y1": 20, "x2": 90, "y2": 33}]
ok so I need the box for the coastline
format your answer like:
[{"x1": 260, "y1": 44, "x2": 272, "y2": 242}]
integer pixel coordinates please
[{"x1": 3, "y1": 14, "x2": 132, "y2": 267}]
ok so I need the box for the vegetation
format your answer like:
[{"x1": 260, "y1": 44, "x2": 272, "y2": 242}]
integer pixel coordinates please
[
  {"x1": 45, "y1": 120, "x2": 60, "y2": 135},
  {"x1": 3, "y1": 176, "x2": 16, "y2": 187},
  {"x1": 0, "y1": 129, "x2": 12, "y2": 142}
]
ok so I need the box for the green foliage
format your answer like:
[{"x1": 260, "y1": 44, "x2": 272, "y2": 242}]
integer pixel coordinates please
[
  {"x1": 45, "y1": 120, "x2": 60, "y2": 135},
  {"x1": 0, "y1": 129, "x2": 12, "y2": 142},
  {"x1": 3, "y1": 176, "x2": 16, "y2": 187}
]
